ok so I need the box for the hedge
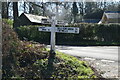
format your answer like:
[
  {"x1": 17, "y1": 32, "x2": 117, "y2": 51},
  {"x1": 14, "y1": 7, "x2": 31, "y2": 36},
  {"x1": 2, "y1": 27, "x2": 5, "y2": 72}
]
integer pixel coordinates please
[{"x1": 16, "y1": 23, "x2": 120, "y2": 46}]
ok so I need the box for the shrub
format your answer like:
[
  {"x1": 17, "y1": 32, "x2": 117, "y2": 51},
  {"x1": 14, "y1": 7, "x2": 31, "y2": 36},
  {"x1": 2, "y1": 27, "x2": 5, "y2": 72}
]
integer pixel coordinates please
[
  {"x1": 2, "y1": 20, "x2": 47, "y2": 79},
  {"x1": 2, "y1": 19, "x2": 13, "y2": 27},
  {"x1": 16, "y1": 23, "x2": 120, "y2": 45}
]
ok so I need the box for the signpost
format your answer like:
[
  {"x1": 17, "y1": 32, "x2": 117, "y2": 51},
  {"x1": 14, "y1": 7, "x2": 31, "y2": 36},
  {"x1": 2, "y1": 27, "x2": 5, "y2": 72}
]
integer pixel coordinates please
[
  {"x1": 38, "y1": 27, "x2": 51, "y2": 32},
  {"x1": 56, "y1": 27, "x2": 79, "y2": 33},
  {"x1": 39, "y1": 27, "x2": 79, "y2": 34},
  {"x1": 38, "y1": 3, "x2": 80, "y2": 74},
  {"x1": 38, "y1": 18, "x2": 80, "y2": 53}
]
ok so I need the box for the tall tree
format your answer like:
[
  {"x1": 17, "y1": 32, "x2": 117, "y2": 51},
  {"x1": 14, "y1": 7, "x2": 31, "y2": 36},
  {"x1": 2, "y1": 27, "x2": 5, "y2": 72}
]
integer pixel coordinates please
[
  {"x1": 78, "y1": 2, "x2": 84, "y2": 16},
  {"x1": 84, "y1": 2, "x2": 97, "y2": 14},
  {"x1": 0, "y1": 2, "x2": 2, "y2": 19},
  {"x1": 118, "y1": 2, "x2": 120, "y2": 11},
  {"x1": 29, "y1": 2, "x2": 43, "y2": 16},
  {"x1": 72, "y1": 2, "x2": 78, "y2": 23},
  {"x1": 23, "y1": 2, "x2": 27, "y2": 13},
  {"x1": 29, "y1": 2, "x2": 33, "y2": 14},
  {"x1": 13, "y1": 2, "x2": 18, "y2": 28},
  {"x1": 2, "y1": 2, "x2": 10, "y2": 19}
]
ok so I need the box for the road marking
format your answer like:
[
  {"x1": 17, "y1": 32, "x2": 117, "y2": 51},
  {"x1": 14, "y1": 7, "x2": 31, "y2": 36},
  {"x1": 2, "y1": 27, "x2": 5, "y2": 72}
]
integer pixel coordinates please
[
  {"x1": 102, "y1": 65, "x2": 107, "y2": 67},
  {"x1": 101, "y1": 60, "x2": 115, "y2": 63},
  {"x1": 84, "y1": 57, "x2": 95, "y2": 61},
  {"x1": 96, "y1": 63, "x2": 99, "y2": 65}
]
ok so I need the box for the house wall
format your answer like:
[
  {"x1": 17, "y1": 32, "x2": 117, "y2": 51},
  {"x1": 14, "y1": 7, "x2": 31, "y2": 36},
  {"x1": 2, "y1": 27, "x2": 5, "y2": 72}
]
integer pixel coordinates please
[
  {"x1": 101, "y1": 15, "x2": 108, "y2": 23},
  {"x1": 19, "y1": 14, "x2": 32, "y2": 26}
]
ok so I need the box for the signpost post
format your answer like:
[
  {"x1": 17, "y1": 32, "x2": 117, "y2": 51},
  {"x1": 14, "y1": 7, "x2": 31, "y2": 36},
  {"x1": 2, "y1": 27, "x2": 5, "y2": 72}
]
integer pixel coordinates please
[{"x1": 50, "y1": 17, "x2": 56, "y2": 54}]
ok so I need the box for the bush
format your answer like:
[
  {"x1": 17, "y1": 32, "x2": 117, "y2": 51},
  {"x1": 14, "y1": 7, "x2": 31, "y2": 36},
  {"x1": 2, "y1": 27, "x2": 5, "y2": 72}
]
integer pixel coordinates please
[
  {"x1": 2, "y1": 19, "x2": 20, "y2": 78},
  {"x1": 2, "y1": 19, "x2": 13, "y2": 27},
  {"x1": 17, "y1": 25, "x2": 50, "y2": 44},
  {"x1": 16, "y1": 23, "x2": 120, "y2": 46},
  {"x1": 2, "y1": 20, "x2": 47, "y2": 79}
]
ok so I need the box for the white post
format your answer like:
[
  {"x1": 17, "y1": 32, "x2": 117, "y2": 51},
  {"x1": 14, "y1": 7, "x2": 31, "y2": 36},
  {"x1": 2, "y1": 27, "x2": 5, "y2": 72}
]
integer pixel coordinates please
[
  {"x1": 50, "y1": 3, "x2": 58, "y2": 53},
  {"x1": 50, "y1": 16, "x2": 56, "y2": 52}
]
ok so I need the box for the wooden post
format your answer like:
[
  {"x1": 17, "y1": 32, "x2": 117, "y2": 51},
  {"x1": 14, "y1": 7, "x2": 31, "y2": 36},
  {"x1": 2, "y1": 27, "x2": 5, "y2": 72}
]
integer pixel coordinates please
[
  {"x1": 47, "y1": 17, "x2": 56, "y2": 78},
  {"x1": 50, "y1": 16, "x2": 56, "y2": 54}
]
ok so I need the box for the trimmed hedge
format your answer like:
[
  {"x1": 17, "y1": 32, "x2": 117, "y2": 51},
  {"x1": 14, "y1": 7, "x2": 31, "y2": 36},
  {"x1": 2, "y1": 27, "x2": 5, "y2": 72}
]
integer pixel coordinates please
[{"x1": 16, "y1": 23, "x2": 120, "y2": 46}]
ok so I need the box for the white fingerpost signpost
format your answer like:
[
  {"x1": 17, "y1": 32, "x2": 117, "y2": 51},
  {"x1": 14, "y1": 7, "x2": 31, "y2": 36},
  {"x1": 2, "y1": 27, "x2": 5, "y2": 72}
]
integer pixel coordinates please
[
  {"x1": 38, "y1": 2, "x2": 79, "y2": 54},
  {"x1": 38, "y1": 18, "x2": 80, "y2": 54}
]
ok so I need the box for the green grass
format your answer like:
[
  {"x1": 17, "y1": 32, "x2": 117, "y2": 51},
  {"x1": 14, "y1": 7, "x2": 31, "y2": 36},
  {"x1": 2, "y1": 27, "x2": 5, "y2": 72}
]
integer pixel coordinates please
[
  {"x1": 33, "y1": 50, "x2": 97, "y2": 79},
  {"x1": 56, "y1": 51, "x2": 97, "y2": 79}
]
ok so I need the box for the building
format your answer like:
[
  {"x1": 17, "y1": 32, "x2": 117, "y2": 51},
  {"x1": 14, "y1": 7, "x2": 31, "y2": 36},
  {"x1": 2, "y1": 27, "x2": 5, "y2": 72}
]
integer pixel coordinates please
[
  {"x1": 19, "y1": 13, "x2": 50, "y2": 26},
  {"x1": 98, "y1": 11, "x2": 120, "y2": 24},
  {"x1": 19, "y1": 13, "x2": 67, "y2": 26}
]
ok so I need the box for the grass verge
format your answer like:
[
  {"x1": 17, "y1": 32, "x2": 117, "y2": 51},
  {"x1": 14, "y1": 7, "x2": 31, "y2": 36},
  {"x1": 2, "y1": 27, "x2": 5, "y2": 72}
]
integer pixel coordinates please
[{"x1": 32, "y1": 50, "x2": 97, "y2": 79}]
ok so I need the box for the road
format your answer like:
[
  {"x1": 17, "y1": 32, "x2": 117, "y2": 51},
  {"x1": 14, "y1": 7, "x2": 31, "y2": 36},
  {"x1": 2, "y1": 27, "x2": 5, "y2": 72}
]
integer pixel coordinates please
[
  {"x1": 47, "y1": 45, "x2": 118, "y2": 61},
  {"x1": 47, "y1": 45, "x2": 119, "y2": 78}
]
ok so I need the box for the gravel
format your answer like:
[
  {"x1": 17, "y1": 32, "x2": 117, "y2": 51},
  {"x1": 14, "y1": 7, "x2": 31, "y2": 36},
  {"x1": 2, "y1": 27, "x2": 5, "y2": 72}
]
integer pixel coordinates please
[{"x1": 77, "y1": 56, "x2": 119, "y2": 79}]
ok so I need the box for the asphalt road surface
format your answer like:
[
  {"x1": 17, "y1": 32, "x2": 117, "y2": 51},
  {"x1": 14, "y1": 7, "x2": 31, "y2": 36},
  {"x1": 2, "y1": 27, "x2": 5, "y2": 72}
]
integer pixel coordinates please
[{"x1": 47, "y1": 46, "x2": 118, "y2": 61}]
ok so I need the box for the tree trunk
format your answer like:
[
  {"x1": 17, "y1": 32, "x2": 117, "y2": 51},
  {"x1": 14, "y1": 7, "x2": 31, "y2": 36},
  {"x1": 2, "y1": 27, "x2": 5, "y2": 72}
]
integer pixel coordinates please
[
  {"x1": 2, "y1": 2, "x2": 9, "y2": 19},
  {"x1": 24, "y1": 2, "x2": 26, "y2": 13},
  {"x1": 13, "y1": 2, "x2": 19, "y2": 28},
  {"x1": 29, "y1": 3, "x2": 32, "y2": 13}
]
